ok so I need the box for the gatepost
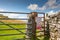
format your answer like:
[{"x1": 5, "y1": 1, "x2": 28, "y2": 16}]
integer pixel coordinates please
[{"x1": 26, "y1": 12, "x2": 37, "y2": 40}]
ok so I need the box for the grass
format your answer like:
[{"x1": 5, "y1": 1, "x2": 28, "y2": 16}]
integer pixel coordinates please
[
  {"x1": 0, "y1": 22, "x2": 26, "y2": 40},
  {"x1": 0, "y1": 22, "x2": 49, "y2": 40}
]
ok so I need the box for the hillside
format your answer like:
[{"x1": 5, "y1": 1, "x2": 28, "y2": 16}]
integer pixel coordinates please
[{"x1": 0, "y1": 14, "x2": 26, "y2": 24}]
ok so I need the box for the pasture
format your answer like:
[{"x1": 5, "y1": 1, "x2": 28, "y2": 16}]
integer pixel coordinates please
[
  {"x1": 0, "y1": 21, "x2": 26, "y2": 40},
  {"x1": 0, "y1": 21, "x2": 44, "y2": 40}
]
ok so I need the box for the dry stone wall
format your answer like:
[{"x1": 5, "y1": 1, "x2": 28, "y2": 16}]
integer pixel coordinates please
[{"x1": 46, "y1": 12, "x2": 60, "y2": 40}]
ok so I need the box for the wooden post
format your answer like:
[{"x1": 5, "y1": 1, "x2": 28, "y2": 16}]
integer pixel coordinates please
[
  {"x1": 26, "y1": 12, "x2": 37, "y2": 40},
  {"x1": 43, "y1": 13, "x2": 46, "y2": 38},
  {"x1": 31, "y1": 12, "x2": 37, "y2": 40}
]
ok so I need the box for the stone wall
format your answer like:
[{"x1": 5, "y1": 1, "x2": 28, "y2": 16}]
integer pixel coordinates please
[{"x1": 46, "y1": 12, "x2": 60, "y2": 40}]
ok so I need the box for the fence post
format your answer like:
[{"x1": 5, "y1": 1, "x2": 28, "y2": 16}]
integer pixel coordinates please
[
  {"x1": 26, "y1": 12, "x2": 37, "y2": 40},
  {"x1": 31, "y1": 12, "x2": 37, "y2": 40}
]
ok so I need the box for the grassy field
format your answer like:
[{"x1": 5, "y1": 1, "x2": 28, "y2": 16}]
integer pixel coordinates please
[
  {"x1": 0, "y1": 21, "x2": 26, "y2": 40},
  {"x1": 0, "y1": 21, "x2": 46, "y2": 40}
]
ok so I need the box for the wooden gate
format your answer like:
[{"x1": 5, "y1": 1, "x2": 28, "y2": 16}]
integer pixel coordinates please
[{"x1": 0, "y1": 12, "x2": 46, "y2": 40}]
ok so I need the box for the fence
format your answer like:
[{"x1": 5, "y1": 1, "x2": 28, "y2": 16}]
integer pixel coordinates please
[{"x1": 0, "y1": 12, "x2": 46, "y2": 40}]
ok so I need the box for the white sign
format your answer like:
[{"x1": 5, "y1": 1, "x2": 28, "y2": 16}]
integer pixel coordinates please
[
  {"x1": 36, "y1": 17, "x2": 41, "y2": 24},
  {"x1": 36, "y1": 17, "x2": 42, "y2": 30}
]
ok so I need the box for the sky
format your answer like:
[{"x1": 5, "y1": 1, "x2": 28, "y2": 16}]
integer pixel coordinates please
[{"x1": 0, "y1": 0, "x2": 60, "y2": 18}]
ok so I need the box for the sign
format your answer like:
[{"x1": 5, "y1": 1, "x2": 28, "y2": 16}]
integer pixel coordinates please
[{"x1": 36, "y1": 17, "x2": 42, "y2": 30}]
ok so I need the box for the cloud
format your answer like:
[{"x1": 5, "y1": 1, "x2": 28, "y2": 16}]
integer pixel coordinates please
[
  {"x1": 27, "y1": 4, "x2": 38, "y2": 10},
  {"x1": 27, "y1": 0, "x2": 60, "y2": 11},
  {"x1": 47, "y1": 10, "x2": 56, "y2": 15},
  {"x1": 46, "y1": 0, "x2": 56, "y2": 6},
  {"x1": 39, "y1": 0, "x2": 60, "y2": 10},
  {"x1": 3, "y1": 14, "x2": 19, "y2": 18},
  {"x1": 0, "y1": 8, "x2": 5, "y2": 11},
  {"x1": 27, "y1": 4, "x2": 47, "y2": 10},
  {"x1": 0, "y1": 8, "x2": 27, "y2": 18},
  {"x1": 47, "y1": 10, "x2": 60, "y2": 16},
  {"x1": 27, "y1": 0, "x2": 59, "y2": 11},
  {"x1": 3, "y1": 13, "x2": 28, "y2": 18},
  {"x1": 39, "y1": 6, "x2": 47, "y2": 10}
]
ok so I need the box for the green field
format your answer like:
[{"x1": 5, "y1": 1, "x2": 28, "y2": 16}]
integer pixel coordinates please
[
  {"x1": 0, "y1": 21, "x2": 46, "y2": 40},
  {"x1": 0, "y1": 21, "x2": 26, "y2": 40}
]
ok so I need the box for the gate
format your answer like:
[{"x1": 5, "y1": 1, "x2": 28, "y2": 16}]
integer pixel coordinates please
[{"x1": 0, "y1": 12, "x2": 46, "y2": 40}]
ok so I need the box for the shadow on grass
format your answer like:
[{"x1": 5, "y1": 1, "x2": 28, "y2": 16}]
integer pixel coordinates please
[
  {"x1": 43, "y1": 36, "x2": 50, "y2": 40},
  {"x1": 43, "y1": 21, "x2": 50, "y2": 40}
]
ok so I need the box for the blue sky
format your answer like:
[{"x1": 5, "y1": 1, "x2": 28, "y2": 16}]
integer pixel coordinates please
[
  {"x1": 0, "y1": 0, "x2": 60, "y2": 18},
  {"x1": 0, "y1": 0, "x2": 60, "y2": 12}
]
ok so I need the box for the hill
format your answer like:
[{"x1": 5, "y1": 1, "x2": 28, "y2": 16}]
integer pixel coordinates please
[{"x1": 0, "y1": 14, "x2": 26, "y2": 24}]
